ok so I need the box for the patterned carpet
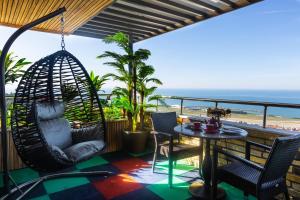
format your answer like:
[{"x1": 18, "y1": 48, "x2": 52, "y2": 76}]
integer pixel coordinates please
[{"x1": 0, "y1": 151, "x2": 256, "y2": 200}]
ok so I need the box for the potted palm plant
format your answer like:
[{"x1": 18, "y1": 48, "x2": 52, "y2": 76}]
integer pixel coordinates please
[{"x1": 98, "y1": 32, "x2": 162, "y2": 153}]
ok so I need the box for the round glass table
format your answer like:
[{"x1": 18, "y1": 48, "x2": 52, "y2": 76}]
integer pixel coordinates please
[{"x1": 174, "y1": 124, "x2": 248, "y2": 200}]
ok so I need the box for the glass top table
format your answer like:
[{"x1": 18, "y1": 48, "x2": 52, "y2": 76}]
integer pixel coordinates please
[{"x1": 174, "y1": 124, "x2": 248, "y2": 200}]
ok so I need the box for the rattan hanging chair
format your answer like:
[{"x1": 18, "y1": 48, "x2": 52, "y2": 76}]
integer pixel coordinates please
[{"x1": 11, "y1": 50, "x2": 106, "y2": 172}]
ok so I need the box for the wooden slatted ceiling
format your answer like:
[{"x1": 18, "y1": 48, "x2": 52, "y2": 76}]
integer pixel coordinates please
[
  {"x1": 0, "y1": 0, "x2": 262, "y2": 42},
  {"x1": 0, "y1": 0, "x2": 113, "y2": 34},
  {"x1": 73, "y1": 0, "x2": 262, "y2": 42}
]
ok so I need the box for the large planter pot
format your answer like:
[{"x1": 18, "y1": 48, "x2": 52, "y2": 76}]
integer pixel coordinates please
[
  {"x1": 106, "y1": 119, "x2": 129, "y2": 152},
  {"x1": 123, "y1": 130, "x2": 148, "y2": 154}
]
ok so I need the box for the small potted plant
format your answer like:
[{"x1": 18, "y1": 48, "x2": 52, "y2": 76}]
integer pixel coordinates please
[
  {"x1": 206, "y1": 108, "x2": 231, "y2": 132},
  {"x1": 113, "y1": 96, "x2": 148, "y2": 153}
]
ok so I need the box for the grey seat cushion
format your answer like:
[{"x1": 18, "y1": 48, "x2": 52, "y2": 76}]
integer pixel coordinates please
[
  {"x1": 39, "y1": 118, "x2": 72, "y2": 149},
  {"x1": 49, "y1": 145, "x2": 70, "y2": 161},
  {"x1": 36, "y1": 102, "x2": 105, "y2": 164},
  {"x1": 36, "y1": 102, "x2": 65, "y2": 121},
  {"x1": 36, "y1": 102, "x2": 73, "y2": 149},
  {"x1": 72, "y1": 123, "x2": 103, "y2": 144},
  {"x1": 63, "y1": 140, "x2": 105, "y2": 162}
]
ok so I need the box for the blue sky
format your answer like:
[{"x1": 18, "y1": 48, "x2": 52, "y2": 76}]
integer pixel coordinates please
[{"x1": 1, "y1": 0, "x2": 300, "y2": 93}]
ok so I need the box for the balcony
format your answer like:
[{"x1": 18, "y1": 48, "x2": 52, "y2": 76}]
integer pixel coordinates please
[
  {"x1": 1, "y1": 0, "x2": 299, "y2": 200},
  {"x1": 1, "y1": 93, "x2": 300, "y2": 199}
]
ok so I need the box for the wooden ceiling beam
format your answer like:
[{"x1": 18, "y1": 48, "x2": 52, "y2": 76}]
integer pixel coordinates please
[
  {"x1": 95, "y1": 13, "x2": 167, "y2": 32},
  {"x1": 111, "y1": 3, "x2": 184, "y2": 25},
  {"x1": 80, "y1": 24, "x2": 150, "y2": 38},
  {"x1": 157, "y1": 0, "x2": 209, "y2": 17},
  {"x1": 76, "y1": 27, "x2": 144, "y2": 38},
  {"x1": 90, "y1": 19, "x2": 157, "y2": 33},
  {"x1": 91, "y1": 17, "x2": 161, "y2": 34},
  {"x1": 103, "y1": 8, "x2": 177, "y2": 29},
  {"x1": 120, "y1": 0, "x2": 195, "y2": 22},
  {"x1": 220, "y1": 0, "x2": 239, "y2": 9},
  {"x1": 85, "y1": 21, "x2": 154, "y2": 37},
  {"x1": 187, "y1": 0, "x2": 223, "y2": 14}
]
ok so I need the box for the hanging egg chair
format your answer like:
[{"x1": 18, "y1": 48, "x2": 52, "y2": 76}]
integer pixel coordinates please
[
  {"x1": 11, "y1": 50, "x2": 107, "y2": 172},
  {"x1": 0, "y1": 10, "x2": 112, "y2": 200}
]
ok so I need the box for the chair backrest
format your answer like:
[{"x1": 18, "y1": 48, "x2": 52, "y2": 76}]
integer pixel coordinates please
[
  {"x1": 36, "y1": 102, "x2": 72, "y2": 149},
  {"x1": 259, "y1": 134, "x2": 300, "y2": 185},
  {"x1": 151, "y1": 112, "x2": 178, "y2": 142}
]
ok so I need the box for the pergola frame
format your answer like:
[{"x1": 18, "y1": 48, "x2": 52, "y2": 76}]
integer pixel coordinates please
[
  {"x1": 0, "y1": 0, "x2": 262, "y2": 43},
  {"x1": 74, "y1": 0, "x2": 262, "y2": 42}
]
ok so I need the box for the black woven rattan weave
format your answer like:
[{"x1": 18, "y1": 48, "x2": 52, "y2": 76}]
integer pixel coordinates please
[
  {"x1": 212, "y1": 134, "x2": 300, "y2": 200},
  {"x1": 151, "y1": 112, "x2": 199, "y2": 187},
  {"x1": 11, "y1": 50, "x2": 106, "y2": 172}
]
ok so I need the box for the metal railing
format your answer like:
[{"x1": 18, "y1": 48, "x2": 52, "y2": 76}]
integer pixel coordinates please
[
  {"x1": 5, "y1": 94, "x2": 300, "y2": 129},
  {"x1": 157, "y1": 95, "x2": 300, "y2": 128}
]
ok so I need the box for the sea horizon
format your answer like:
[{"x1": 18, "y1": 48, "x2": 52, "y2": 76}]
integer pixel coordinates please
[
  {"x1": 6, "y1": 88, "x2": 300, "y2": 119},
  {"x1": 101, "y1": 88, "x2": 300, "y2": 119},
  {"x1": 102, "y1": 88, "x2": 300, "y2": 102}
]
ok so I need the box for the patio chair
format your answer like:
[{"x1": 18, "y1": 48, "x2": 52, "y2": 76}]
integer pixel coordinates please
[
  {"x1": 11, "y1": 50, "x2": 107, "y2": 172},
  {"x1": 7, "y1": 50, "x2": 111, "y2": 199},
  {"x1": 151, "y1": 112, "x2": 200, "y2": 187},
  {"x1": 212, "y1": 134, "x2": 300, "y2": 200}
]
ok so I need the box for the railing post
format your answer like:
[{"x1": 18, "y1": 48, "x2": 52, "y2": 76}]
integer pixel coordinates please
[
  {"x1": 263, "y1": 106, "x2": 267, "y2": 128},
  {"x1": 149, "y1": 95, "x2": 300, "y2": 130},
  {"x1": 180, "y1": 99, "x2": 183, "y2": 115}
]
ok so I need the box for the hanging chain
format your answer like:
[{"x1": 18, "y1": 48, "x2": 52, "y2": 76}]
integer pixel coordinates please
[{"x1": 60, "y1": 13, "x2": 65, "y2": 50}]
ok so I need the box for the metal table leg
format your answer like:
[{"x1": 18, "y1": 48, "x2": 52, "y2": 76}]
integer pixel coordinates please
[{"x1": 189, "y1": 139, "x2": 226, "y2": 200}]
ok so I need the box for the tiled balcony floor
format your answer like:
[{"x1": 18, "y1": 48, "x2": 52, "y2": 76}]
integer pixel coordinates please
[{"x1": 0, "y1": 151, "x2": 256, "y2": 200}]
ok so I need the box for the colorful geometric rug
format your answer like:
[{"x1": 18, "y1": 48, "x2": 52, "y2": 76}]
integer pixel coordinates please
[{"x1": 0, "y1": 151, "x2": 256, "y2": 200}]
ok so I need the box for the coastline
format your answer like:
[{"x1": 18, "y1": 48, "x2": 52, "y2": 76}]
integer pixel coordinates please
[{"x1": 157, "y1": 106, "x2": 300, "y2": 131}]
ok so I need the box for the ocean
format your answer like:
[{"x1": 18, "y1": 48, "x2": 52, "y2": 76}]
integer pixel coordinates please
[{"x1": 153, "y1": 89, "x2": 300, "y2": 119}]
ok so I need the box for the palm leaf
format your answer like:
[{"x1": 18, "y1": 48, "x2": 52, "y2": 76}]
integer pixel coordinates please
[
  {"x1": 148, "y1": 95, "x2": 168, "y2": 107},
  {"x1": 146, "y1": 78, "x2": 162, "y2": 85},
  {"x1": 1, "y1": 51, "x2": 31, "y2": 85}
]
